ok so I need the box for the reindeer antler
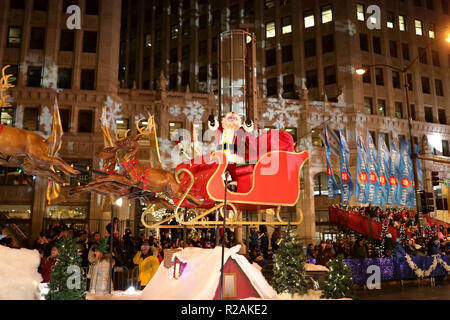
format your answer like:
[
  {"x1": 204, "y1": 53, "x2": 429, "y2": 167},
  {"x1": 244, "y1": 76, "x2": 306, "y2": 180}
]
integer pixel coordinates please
[
  {"x1": 0, "y1": 65, "x2": 14, "y2": 108},
  {"x1": 136, "y1": 116, "x2": 153, "y2": 135}
]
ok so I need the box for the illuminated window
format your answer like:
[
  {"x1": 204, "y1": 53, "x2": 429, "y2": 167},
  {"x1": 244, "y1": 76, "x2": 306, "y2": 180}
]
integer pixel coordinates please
[
  {"x1": 223, "y1": 274, "x2": 237, "y2": 298},
  {"x1": 399, "y1": 15, "x2": 406, "y2": 31},
  {"x1": 364, "y1": 97, "x2": 373, "y2": 115},
  {"x1": 23, "y1": 107, "x2": 39, "y2": 131},
  {"x1": 321, "y1": 6, "x2": 333, "y2": 24},
  {"x1": 145, "y1": 34, "x2": 152, "y2": 47},
  {"x1": 281, "y1": 16, "x2": 292, "y2": 34},
  {"x1": 265, "y1": 21, "x2": 276, "y2": 38},
  {"x1": 169, "y1": 121, "x2": 184, "y2": 140},
  {"x1": 387, "y1": 11, "x2": 394, "y2": 28},
  {"x1": 378, "y1": 99, "x2": 386, "y2": 116},
  {"x1": 304, "y1": 12, "x2": 315, "y2": 28},
  {"x1": 116, "y1": 119, "x2": 130, "y2": 138},
  {"x1": 415, "y1": 19, "x2": 423, "y2": 35},
  {"x1": 7, "y1": 27, "x2": 22, "y2": 48},
  {"x1": 356, "y1": 4, "x2": 365, "y2": 21},
  {"x1": 0, "y1": 108, "x2": 14, "y2": 126},
  {"x1": 395, "y1": 102, "x2": 404, "y2": 119},
  {"x1": 171, "y1": 25, "x2": 179, "y2": 39},
  {"x1": 428, "y1": 24, "x2": 435, "y2": 38},
  {"x1": 311, "y1": 129, "x2": 323, "y2": 147}
]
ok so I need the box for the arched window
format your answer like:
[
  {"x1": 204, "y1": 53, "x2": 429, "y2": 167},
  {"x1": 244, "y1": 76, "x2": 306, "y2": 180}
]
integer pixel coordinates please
[{"x1": 313, "y1": 172, "x2": 340, "y2": 196}]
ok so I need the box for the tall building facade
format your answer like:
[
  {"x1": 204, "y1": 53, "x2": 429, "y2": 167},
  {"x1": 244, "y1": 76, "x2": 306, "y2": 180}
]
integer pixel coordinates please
[{"x1": 0, "y1": 0, "x2": 449, "y2": 247}]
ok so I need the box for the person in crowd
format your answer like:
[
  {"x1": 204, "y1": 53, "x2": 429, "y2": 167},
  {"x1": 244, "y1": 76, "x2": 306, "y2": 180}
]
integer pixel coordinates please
[
  {"x1": 306, "y1": 243, "x2": 315, "y2": 258},
  {"x1": 429, "y1": 238, "x2": 442, "y2": 255},
  {"x1": 353, "y1": 238, "x2": 368, "y2": 259},
  {"x1": 106, "y1": 218, "x2": 120, "y2": 239},
  {"x1": 77, "y1": 231, "x2": 90, "y2": 268},
  {"x1": 404, "y1": 238, "x2": 416, "y2": 256},
  {"x1": 250, "y1": 228, "x2": 259, "y2": 251},
  {"x1": 394, "y1": 238, "x2": 407, "y2": 258},
  {"x1": 326, "y1": 239, "x2": 336, "y2": 257},
  {"x1": 133, "y1": 242, "x2": 160, "y2": 289},
  {"x1": 89, "y1": 238, "x2": 114, "y2": 294},
  {"x1": 384, "y1": 233, "x2": 395, "y2": 257},
  {"x1": 34, "y1": 232, "x2": 50, "y2": 257},
  {"x1": 316, "y1": 241, "x2": 335, "y2": 266},
  {"x1": 335, "y1": 239, "x2": 346, "y2": 258},
  {"x1": 39, "y1": 246, "x2": 59, "y2": 283},
  {"x1": 88, "y1": 232, "x2": 102, "y2": 264},
  {"x1": 271, "y1": 228, "x2": 281, "y2": 252},
  {"x1": 260, "y1": 232, "x2": 269, "y2": 260}
]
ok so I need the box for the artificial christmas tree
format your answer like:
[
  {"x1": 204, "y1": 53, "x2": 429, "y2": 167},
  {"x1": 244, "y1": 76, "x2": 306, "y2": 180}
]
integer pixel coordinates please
[
  {"x1": 271, "y1": 229, "x2": 309, "y2": 296},
  {"x1": 321, "y1": 256, "x2": 355, "y2": 299},
  {"x1": 46, "y1": 236, "x2": 86, "y2": 300}
]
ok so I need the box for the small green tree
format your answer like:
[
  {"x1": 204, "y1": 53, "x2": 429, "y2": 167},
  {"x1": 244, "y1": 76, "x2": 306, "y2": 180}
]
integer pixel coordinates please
[
  {"x1": 321, "y1": 256, "x2": 355, "y2": 299},
  {"x1": 46, "y1": 236, "x2": 86, "y2": 300},
  {"x1": 271, "y1": 229, "x2": 309, "y2": 296}
]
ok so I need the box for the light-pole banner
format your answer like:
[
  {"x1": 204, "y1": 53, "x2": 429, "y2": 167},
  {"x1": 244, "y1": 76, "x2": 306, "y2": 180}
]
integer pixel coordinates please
[
  {"x1": 324, "y1": 126, "x2": 340, "y2": 199},
  {"x1": 339, "y1": 129, "x2": 354, "y2": 203},
  {"x1": 398, "y1": 138, "x2": 415, "y2": 207},
  {"x1": 355, "y1": 134, "x2": 369, "y2": 204},
  {"x1": 366, "y1": 129, "x2": 379, "y2": 204},
  {"x1": 387, "y1": 137, "x2": 401, "y2": 206},
  {"x1": 376, "y1": 132, "x2": 390, "y2": 206}
]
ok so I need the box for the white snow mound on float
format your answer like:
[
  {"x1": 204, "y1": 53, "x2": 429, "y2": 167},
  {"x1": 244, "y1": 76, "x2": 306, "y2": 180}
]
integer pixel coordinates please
[
  {"x1": 141, "y1": 245, "x2": 277, "y2": 300},
  {"x1": 0, "y1": 246, "x2": 42, "y2": 300}
]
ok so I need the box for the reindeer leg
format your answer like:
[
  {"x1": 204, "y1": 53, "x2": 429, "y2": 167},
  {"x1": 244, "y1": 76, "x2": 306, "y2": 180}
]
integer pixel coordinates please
[{"x1": 27, "y1": 154, "x2": 81, "y2": 176}]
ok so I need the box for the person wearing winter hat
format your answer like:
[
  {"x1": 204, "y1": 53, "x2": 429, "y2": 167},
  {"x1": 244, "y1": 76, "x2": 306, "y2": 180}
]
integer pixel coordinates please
[
  {"x1": 394, "y1": 238, "x2": 407, "y2": 258},
  {"x1": 89, "y1": 237, "x2": 114, "y2": 294}
]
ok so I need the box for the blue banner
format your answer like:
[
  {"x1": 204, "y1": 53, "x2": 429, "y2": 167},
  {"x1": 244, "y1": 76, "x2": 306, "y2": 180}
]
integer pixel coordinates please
[
  {"x1": 376, "y1": 132, "x2": 390, "y2": 206},
  {"x1": 398, "y1": 138, "x2": 415, "y2": 207},
  {"x1": 324, "y1": 126, "x2": 340, "y2": 198},
  {"x1": 387, "y1": 137, "x2": 401, "y2": 206},
  {"x1": 355, "y1": 134, "x2": 369, "y2": 204},
  {"x1": 366, "y1": 130, "x2": 379, "y2": 204},
  {"x1": 339, "y1": 129, "x2": 354, "y2": 203}
]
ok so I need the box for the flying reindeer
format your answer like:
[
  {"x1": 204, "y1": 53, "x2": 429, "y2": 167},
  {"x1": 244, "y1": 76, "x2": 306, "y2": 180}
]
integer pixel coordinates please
[{"x1": 70, "y1": 111, "x2": 201, "y2": 208}]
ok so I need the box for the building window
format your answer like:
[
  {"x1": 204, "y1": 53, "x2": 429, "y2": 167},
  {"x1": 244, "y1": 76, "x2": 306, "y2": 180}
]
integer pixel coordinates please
[
  {"x1": 424, "y1": 107, "x2": 434, "y2": 122},
  {"x1": 359, "y1": 33, "x2": 369, "y2": 51},
  {"x1": 60, "y1": 29, "x2": 75, "y2": 51},
  {"x1": 33, "y1": 0, "x2": 48, "y2": 11},
  {"x1": 311, "y1": 130, "x2": 324, "y2": 147},
  {"x1": 7, "y1": 27, "x2": 22, "y2": 48},
  {"x1": 181, "y1": 70, "x2": 189, "y2": 86},
  {"x1": 265, "y1": 0, "x2": 276, "y2": 9},
  {"x1": 169, "y1": 122, "x2": 184, "y2": 140},
  {"x1": 182, "y1": 45, "x2": 190, "y2": 60},
  {"x1": 356, "y1": 4, "x2": 365, "y2": 21},
  {"x1": 11, "y1": 0, "x2": 26, "y2": 9},
  {"x1": 411, "y1": 104, "x2": 416, "y2": 120},
  {"x1": 304, "y1": 11, "x2": 315, "y2": 28},
  {"x1": 362, "y1": 68, "x2": 371, "y2": 83},
  {"x1": 5, "y1": 65, "x2": 18, "y2": 85},
  {"x1": 283, "y1": 74, "x2": 294, "y2": 96},
  {"x1": 438, "y1": 109, "x2": 446, "y2": 124},
  {"x1": 170, "y1": 48, "x2": 178, "y2": 64},
  {"x1": 81, "y1": 69, "x2": 95, "y2": 90},
  {"x1": 266, "y1": 78, "x2": 277, "y2": 97},
  {"x1": 432, "y1": 51, "x2": 440, "y2": 66},
  {"x1": 322, "y1": 34, "x2": 334, "y2": 53},
  {"x1": 314, "y1": 172, "x2": 340, "y2": 195},
  {"x1": 282, "y1": 45, "x2": 293, "y2": 63},
  {"x1": 199, "y1": 66, "x2": 207, "y2": 82},
  {"x1": 265, "y1": 49, "x2": 276, "y2": 67},
  {"x1": 281, "y1": 16, "x2": 292, "y2": 34},
  {"x1": 304, "y1": 39, "x2": 316, "y2": 57},
  {"x1": 373, "y1": 36, "x2": 381, "y2": 54},
  {"x1": 421, "y1": 77, "x2": 430, "y2": 94},
  {"x1": 23, "y1": 107, "x2": 40, "y2": 131},
  {"x1": 389, "y1": 40, "x2": 398, "y2": 58},
  {"x1": 223, "y1": 274, "x2": 237, "y2": 298},
  {"x1": 230, "y1": 4, "x2": 239, "y2": 20},
  {"x1": 399, "y1": 15, "x2": 406, "y2": 31},
  {"x1": 443, "y1": 140, "x2": 450, "y2": 157},
  {"x1": 57, "y1": 68, "x2": 72, "y2": 89},
  {"x1": 387, "y1": 11, "x2": 394, "y2": 28},
  {"x1": 418, "y1": 47, "x2": 427, "y2": 64},
  {"x1": 324, "y1": 66, "x2": 336, "y2": 85},
  {"x1": 435, "y1": 79, "x2": 444, "y2": 96},
  {"x1": 377, "y1": 99, "x2": 386, "y2": 116},
  {"x1": 60, "y1": 108, "x2": 70, "y2": 132},
  {"x1": 168, "y1": 74, "x2": 176, "y2": 90},
  {"x1": 375, "y1": 68, "x2": 384, "y2": 86},
  {"x1": 306, "y1": 69, "x2": 318, "y2": 88},
  {"x1": 321, "y1": 6, "x2": 333, "y2": 24},
  {"x1": 369, "y1": 131, "x2": 377, "y2": 147},
  {"x1": 63, "y1": 0, "x2": 78, "y2": 12},
  {"x1": 392, "y1": 71, "x2": 401, "y2": 89},
  {"x1": 83, "y1": 31, "x2": 97, "y2": 53},
  {"x1": 407, "y1": 74, "x2": 413, "y2": 91},
  {"x1": 415, "y1": 19, "x2": 423, "y2": 35},
  {"x1": 265, "y1": 21, "x2": 276, "y2": 38},
  {"x1": 402, "y1": 43, "x2": 410, "y2": 60},
  {"x1": 395, "y1": 102, "x2": 404, "y2": 119},
  {"x1": 27, "y1": 66, "x2": 42, "y2": 87},
  {"x1": 0, "y1": 108, "x2": 15, "y2": 126},
  {"x1": 428, "y1": 23, "x2": 436, "y2": 38},
  {"x1": 380, "y1": 132, "x2": 389, "y2": 149},
  {"x1": 364, "y1": 97, "x2": 373, "y2": 115},
  {"x1": 199, "y1": 41, "x2": 207, "y2": 57},
  {"x1": 78, "y1": 110, "x2": 93, "y2": 133},
  {"x1": 85, "y1": 0, "x2": 99, "y2": 15},
  {"x1": 29, "y1": 27, "x2": 45, "y2": 50},
  {"x1": 144, "y1": 34, "x2": 152, "y2": 48},
  {"x1": 171, "y1": 25, "x2": 179, "y2": 40}
]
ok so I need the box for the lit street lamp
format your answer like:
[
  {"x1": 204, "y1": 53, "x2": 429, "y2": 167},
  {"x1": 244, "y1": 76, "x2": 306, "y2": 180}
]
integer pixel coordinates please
[{"x1": 355, "y1": 35, "x2": 450, "y2": 235}]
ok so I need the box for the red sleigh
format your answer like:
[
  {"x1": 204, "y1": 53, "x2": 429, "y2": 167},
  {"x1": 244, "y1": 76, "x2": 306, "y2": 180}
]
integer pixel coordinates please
[{"x1": 165, "y1": 130, "x2": 309, "y2": 226}]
